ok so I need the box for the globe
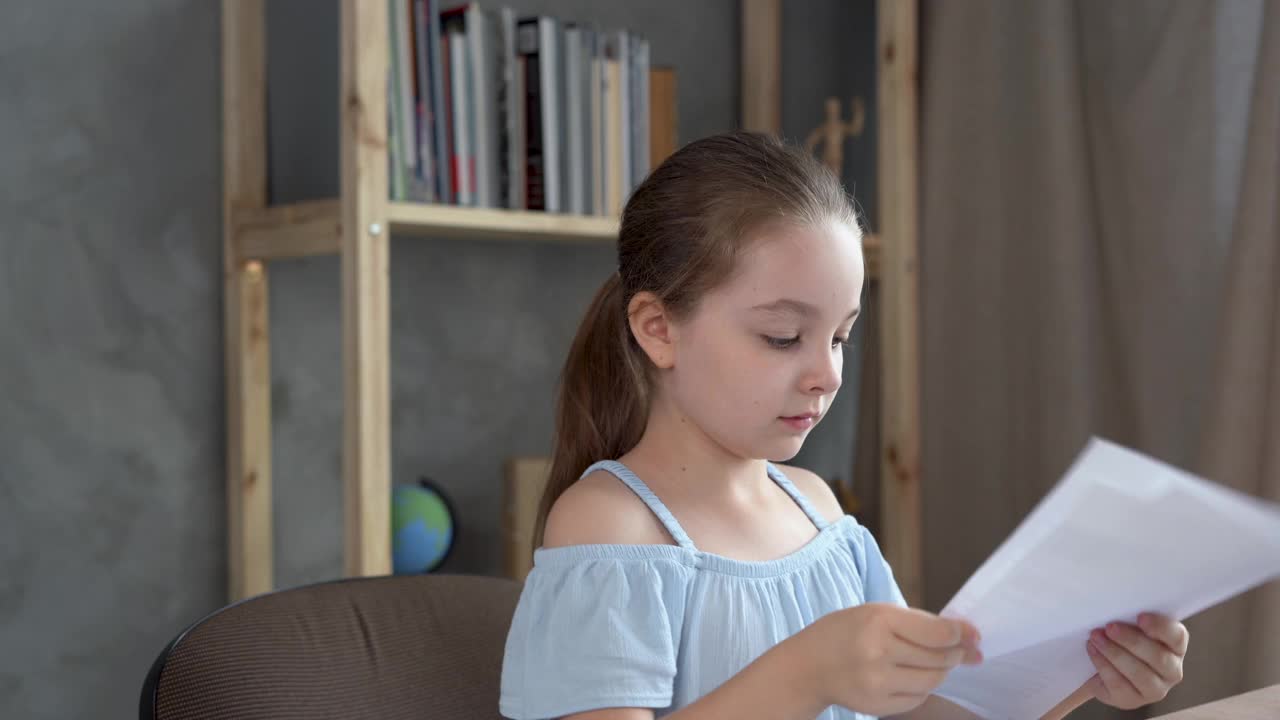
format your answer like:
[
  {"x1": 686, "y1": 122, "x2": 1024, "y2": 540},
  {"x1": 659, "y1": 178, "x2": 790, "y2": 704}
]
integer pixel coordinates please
[{"x1": 391, "y1": 478, "x2": 455, "y2": 574}]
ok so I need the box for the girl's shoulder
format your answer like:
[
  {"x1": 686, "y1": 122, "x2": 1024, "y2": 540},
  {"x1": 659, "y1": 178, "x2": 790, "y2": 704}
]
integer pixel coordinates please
[{"x1": 542, "y1": 467, "x2": 677, "y2": 549}]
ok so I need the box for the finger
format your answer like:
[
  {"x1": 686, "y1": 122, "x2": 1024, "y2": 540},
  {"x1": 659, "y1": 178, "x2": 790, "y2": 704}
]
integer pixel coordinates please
[
  {"x1": 1086, "y1": 640, "x2": 1141, "y2": 707},
  {"x1": 1138, "y1": 613, "x2": 1190, "y2": 656},
  {"x1": 888, "y1": 665, "x2": 951, "y2": 696},
  {"x1": 891, "y1": 639, "x2": 980, "y2": 669},
  {"x1": 1090, "y1": 629, "x2": 1164, "y2": 699},
  {"x1": 1104, "y1": 622, "x2": 1183, "y2": 684},
  {"x1": 890, "y1": 608, "x2": 977, "y2": 649}
]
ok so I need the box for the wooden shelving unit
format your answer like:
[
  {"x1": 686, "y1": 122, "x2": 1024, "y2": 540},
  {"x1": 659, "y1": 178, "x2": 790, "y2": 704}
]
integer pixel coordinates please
[{"x1": 221, "y1": 0, "x2": 913, "y2": 604}]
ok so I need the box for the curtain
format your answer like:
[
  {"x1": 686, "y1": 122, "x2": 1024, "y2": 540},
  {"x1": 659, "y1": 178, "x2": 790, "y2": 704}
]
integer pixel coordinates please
[{"x1": 918, "y1": 1, "x2": 1277, "y2": 716}]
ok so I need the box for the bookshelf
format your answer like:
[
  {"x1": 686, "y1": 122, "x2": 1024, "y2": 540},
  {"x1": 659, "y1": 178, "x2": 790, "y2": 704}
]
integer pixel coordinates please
[{"x1": 221, "y1": 0, "x2": 915, "y2": 604}]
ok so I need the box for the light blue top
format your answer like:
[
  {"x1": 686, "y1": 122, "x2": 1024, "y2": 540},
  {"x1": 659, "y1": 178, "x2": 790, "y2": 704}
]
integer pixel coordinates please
[{"x1": 500, "y1": 460, "x2": 907, "y2": 720}]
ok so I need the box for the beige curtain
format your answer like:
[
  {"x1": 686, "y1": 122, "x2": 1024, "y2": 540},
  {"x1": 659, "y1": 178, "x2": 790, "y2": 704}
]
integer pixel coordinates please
[
  {"x1": 919, "y1": 1, "x2": 1278, "y2": 717},
  {"x1": 1170, "y1": 0, "x2": 1280, "y2": 709}
]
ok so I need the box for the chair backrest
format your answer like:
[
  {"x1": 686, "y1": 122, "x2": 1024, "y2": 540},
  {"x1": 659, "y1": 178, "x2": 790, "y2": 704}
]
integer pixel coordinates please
[{"x1": 140, "y1": 574, "x2": 522, "y2": 720}]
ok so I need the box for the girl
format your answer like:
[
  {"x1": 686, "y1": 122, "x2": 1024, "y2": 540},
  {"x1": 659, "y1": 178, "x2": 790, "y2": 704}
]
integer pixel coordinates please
[{"x1": 500, "y1": 132, "x2": 1189, "y2": 720}]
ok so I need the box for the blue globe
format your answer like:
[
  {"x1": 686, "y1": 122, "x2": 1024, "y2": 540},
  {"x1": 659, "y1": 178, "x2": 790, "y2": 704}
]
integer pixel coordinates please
[{"x1": 391, "y1": 479, "x2": 455, "y2": 574}]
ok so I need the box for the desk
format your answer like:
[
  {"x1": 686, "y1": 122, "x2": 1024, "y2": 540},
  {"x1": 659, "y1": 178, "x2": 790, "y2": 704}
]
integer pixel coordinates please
[{"x1": 1151, "y1": 685, "x2": 1280, "y2": 719}]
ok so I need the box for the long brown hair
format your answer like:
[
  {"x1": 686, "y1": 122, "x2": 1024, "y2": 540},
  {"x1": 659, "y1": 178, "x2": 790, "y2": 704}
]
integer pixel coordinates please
[{"x1": 534, "y1": 131, "x2": 860, "y2": 546}]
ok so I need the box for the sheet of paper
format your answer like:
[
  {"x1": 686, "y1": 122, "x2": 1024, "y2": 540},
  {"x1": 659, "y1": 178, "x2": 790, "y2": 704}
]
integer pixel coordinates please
[{"x1": 934, "y1": 437, "x2": 1280, "y2": 720}]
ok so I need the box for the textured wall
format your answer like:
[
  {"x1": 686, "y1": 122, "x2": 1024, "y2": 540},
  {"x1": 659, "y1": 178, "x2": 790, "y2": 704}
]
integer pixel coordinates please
[
  {"x1": 0, "y1": 2, "x2": 224, "y2": 718},
  {"x1": 0, "y1": 1, "x2": 874, "y2": 717}
]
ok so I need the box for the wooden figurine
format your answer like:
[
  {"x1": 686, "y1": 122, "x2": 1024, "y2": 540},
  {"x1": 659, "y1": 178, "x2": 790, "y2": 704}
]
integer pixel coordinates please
[{"x1": 805, "y1": 96, "x2": 866, "y2": 175}]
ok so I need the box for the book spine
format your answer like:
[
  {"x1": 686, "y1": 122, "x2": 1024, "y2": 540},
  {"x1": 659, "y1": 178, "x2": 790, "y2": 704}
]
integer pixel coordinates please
[
  {"x1": 396, "y1": 0, "x2": 417, "y2": 178},
  {"x1": 413, "y1": 0, "x2": 435, "y2": 202},
  {"x1": 517, "y1": 19, "x2": 545, "y2": 211},
  {"x1": 468, "y1": 4, "x2": 499, "y2": 209},
  {"x1": 499, "y1": 7, "x2": 521, "y2": 209},
  {"x1": 539, "y1": 18, "x2": 562, "y2": 213},
  {"x1": 440, "y1": 31, "x2": 456, "y2": 203},
  {"x1": 450, "y1": 28, "x2": 473, "y2": 206},
  {"x1": 634, "y1": 38, "x2": 650, "y2": 187},
  {"x1": 581, "y1": 28, "x2": 596, "y2": 216},
  {"x1": 428, "y1": 0, "x2": 452, "y2": 203},
  {"x1": 616, "y1": 31, "x2": 631, "y2": 205},
  {"x1": 387, "y1": 0, "x2": 406, "y2": 201},
  {"x1": 565, "y1": 26, "x2": 584, "y2": 216}
]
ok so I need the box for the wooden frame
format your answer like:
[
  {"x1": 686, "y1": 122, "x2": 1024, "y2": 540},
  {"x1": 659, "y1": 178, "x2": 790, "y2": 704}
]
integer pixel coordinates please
[
  {"x1": 741, "y1": 0, "x2": 924, "y2": 606},
  {"x1": 221, "y1": 0, "x2": 910, "y2": 601},
  {"x1": 876, "y1": 0, "x2": 924, "y2": 608},
  {"x1": 222, "y1": 0, "x2": 272, "y2": 601}
]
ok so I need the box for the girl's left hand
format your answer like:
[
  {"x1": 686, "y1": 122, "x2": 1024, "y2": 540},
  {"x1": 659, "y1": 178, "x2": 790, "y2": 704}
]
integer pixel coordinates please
[{"x1": 1084, "y1": 612, "x2": 1189, "y2": 710}]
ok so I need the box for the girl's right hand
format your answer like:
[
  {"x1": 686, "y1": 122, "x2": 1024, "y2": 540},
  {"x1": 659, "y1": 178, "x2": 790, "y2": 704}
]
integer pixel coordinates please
[{"x1": 795, "y1": 603, "x2": 983, "y2": 717}]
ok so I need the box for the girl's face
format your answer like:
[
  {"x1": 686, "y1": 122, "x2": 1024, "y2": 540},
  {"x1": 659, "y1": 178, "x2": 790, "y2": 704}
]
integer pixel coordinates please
[{"x1": 666, "y1": 220, "x2": 865, "y2": 462}]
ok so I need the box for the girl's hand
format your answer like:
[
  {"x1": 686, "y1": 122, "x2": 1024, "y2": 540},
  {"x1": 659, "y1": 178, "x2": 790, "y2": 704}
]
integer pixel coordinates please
[
  {"x1": 797, "y1": 603, "x2": 983, "y2": 717},
  {"x1": 1084, "y1": 612, "x2": 1189, "y2": 710}
]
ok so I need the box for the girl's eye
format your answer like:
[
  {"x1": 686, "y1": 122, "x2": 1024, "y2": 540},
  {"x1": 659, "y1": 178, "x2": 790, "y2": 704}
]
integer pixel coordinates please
[
  {"x1": 764, "y1": 335, "x2": 800, "y2": 349},
  {"x1": 832, "y1": 336, "x2": 851, "y2": 349}
]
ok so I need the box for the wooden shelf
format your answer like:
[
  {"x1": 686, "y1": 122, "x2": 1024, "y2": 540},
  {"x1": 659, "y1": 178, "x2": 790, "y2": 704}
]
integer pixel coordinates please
[
  {"x1": 388, "y1": 202, "x2": 619, "y2": 242},
  {"x1": 232, "y1": 200, "x2": 617, "y2": 263},
  {"x1": 232, "y1": 198, "x2": 881, "y2": 275}
]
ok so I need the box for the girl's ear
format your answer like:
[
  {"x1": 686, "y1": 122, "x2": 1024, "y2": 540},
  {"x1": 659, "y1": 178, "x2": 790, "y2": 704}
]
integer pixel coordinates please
[{"x1": 627, "y1": 291, "x2": 677, "y2": 370}]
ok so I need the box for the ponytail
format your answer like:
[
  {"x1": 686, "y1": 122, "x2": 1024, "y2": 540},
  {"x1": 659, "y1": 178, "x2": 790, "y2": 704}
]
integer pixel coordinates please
[{"x1": 533, "y1": 272, "x2": 650, "y2": 547}]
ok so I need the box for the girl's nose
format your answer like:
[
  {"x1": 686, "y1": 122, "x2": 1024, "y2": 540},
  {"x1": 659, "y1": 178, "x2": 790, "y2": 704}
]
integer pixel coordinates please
[{"x1": 806, "y1": 347, "x2": 843, "y2": 395}]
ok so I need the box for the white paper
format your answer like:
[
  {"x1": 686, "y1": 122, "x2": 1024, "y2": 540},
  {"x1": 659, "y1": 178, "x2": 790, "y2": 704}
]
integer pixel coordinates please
[{"x1": 934, "y1": 437, "x2": 1280, "y2": 720}]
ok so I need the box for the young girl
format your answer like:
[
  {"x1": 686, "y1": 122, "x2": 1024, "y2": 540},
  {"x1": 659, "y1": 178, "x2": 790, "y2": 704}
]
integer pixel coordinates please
[{"x1": 499, "y1": 132, "x2": 1189, "y2": 720}]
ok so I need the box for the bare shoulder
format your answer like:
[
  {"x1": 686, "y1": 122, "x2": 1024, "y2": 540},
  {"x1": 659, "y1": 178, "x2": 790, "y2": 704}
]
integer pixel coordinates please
[
  {"x1": 542, "y1": 469, "x2": 676, "y2": 548},
  {"x1": 774, "y1": 463, "x2": 845, "y2": 525}
]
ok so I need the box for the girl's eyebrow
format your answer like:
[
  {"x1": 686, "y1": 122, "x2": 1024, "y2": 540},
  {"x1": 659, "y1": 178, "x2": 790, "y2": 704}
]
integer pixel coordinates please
[{"x1": 752, "y1": 298, "x2": 861, "y2": 321}]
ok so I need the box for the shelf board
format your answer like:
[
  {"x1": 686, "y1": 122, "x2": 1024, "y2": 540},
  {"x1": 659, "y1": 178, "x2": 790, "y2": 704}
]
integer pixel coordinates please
[
  {"x1": 387, "y1": 201, "x2": 619, "y2": 242},
  {"x1": 232, "y1": 199, "x2": 881, "y2": 278}
]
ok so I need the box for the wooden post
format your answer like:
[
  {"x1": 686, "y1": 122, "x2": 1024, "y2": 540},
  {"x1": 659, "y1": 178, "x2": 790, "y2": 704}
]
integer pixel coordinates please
[
  {"x1": 340, "y1": 0, "x2": 392, "y2": 578},
  {"x1": 741, "y1": 0, "x2": 781, "y2": 133},
  {"x1": 222, "y1": 0, "x2": 273, "y2": 601},
  {"x1": 877, "y1": 0, "x2": 924, "y2": 607}
]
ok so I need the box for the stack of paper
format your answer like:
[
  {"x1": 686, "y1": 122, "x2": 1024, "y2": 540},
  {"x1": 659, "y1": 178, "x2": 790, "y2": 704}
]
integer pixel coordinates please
[{"x1": 935, "y1": 438, "x2": 1280, "y2": 720}]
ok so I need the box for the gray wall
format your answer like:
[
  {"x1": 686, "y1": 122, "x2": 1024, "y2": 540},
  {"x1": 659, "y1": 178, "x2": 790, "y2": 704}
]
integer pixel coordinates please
[
  {"x1": 0, "y1": 1, "x2": 874, "y2": 717},
  {"x1": 1, "y1": 2, "x2": 225, "y2": 719}
]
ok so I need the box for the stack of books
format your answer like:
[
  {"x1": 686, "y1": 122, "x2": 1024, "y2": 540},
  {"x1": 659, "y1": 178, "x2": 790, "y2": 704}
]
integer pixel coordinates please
[{"x1": 388, "y1": 1, "x2": 671, "y2": 216}]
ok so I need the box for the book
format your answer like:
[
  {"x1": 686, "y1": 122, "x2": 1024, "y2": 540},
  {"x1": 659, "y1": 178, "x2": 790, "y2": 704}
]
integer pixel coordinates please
[
  {"x1": 499, "y1": 7, "x2": 523, "y2": 209},
  {"x1": 412, "y1": 0, "x2": 436, "y2": 202},
  {"x1": 649, "y1": 66, "x2": 677, "y2": 169},
  {"x1": 465, "y1": 3, "x2": 502, "y2": 208},
  {"x1": 502, "y1": 457, "x2": 552, "y2": 581},
  {"x1": 516, "y1": 16, "x2": 562, "y2": 213}
]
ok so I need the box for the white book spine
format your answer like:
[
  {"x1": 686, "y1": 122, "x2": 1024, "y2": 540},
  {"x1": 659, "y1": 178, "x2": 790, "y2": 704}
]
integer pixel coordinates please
[
  {"x1": 581, "y1": 29, "x2": 595, "y2": 216},
  {"x1": 451, "y1": 29, "x2": 473, "y2": 206},
  {"x1": 590, "y1": 33, "x2": 603, "y2": 216},
  {"x1": 539, "y1": 18, "x2": 561, "y2": 213},
  {"x1": 501, "y1": 7, "x2": 522, "y2": 209},
  {"x1": 617, "y1": 32, "x2": 631, "y2": 204},
  {"x1": 468, "y1": 5, "x2": 501, "y2": 208},
  {"x1": 565, "y1": 27, "x2": 585, "y2": 216}
]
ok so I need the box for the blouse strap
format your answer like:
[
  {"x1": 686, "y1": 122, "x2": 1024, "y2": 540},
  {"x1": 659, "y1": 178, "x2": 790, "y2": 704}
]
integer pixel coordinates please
[
  {"x1": 766, "y1": 463, "x2": 831, "y2": 531},
  {"x1": 580, "y1": 460, "x2": 698, "y2": 551}
]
